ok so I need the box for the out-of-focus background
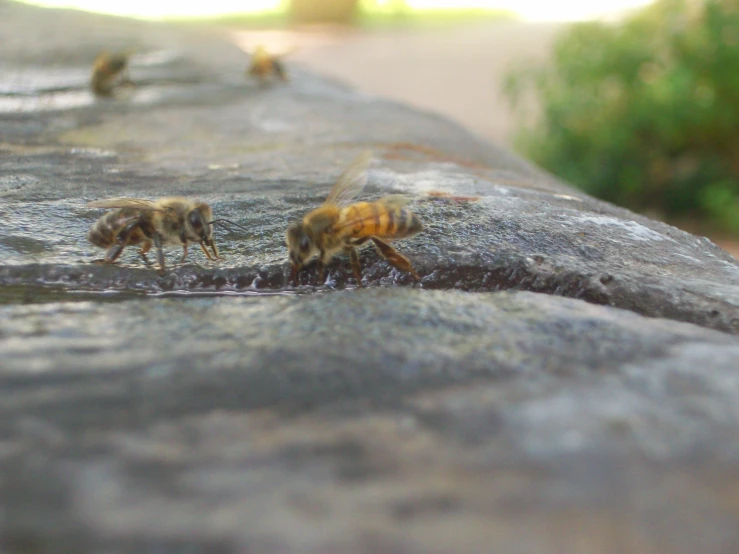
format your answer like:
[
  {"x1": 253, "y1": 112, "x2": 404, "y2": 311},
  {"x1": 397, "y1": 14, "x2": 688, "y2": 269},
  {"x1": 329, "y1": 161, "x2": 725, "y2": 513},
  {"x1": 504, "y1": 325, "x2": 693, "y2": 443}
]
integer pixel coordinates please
[{"x1": 19, "y1": 0, "x2": 739, "y2": 256}]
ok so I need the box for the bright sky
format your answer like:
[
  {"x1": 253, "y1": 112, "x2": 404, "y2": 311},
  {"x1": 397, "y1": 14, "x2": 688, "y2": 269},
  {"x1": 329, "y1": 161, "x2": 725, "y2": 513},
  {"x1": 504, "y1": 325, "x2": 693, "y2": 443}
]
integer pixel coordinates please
[{"x1": 22, "y1": 0, "x2": 655, "y2": 21}]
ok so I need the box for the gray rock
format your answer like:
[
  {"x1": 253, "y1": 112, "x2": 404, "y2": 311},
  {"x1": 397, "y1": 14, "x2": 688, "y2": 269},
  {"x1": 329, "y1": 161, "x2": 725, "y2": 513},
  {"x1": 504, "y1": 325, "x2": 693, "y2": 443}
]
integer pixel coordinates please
[
  {"x1": 2, "y1": 289, "x2": 739, "y2": 554},
  {"x1": 2, "y1": 2, "x2": 739, "y2": 553}
]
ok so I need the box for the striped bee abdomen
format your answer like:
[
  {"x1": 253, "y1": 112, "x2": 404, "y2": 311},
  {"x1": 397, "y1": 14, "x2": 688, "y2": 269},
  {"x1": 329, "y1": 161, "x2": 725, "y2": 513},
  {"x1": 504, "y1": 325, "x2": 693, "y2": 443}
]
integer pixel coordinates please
[
  {"x1": 88, "y1": 208, "x2": 145, "y2": 248},
  {"x1": 381, "y1": 207, "x2": 423, "y2": 239},
  {"x1": 339, "y1": 202, "x2": 423, "y2": 240}
]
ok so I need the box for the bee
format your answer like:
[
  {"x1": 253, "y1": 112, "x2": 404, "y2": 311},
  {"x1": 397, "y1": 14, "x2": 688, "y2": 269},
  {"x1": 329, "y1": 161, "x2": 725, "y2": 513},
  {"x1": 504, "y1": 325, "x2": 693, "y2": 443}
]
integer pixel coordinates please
[
  {"x1": 90, "y1": 51, "x2": 130, "y2": 97},
  {"x1": 286, "y1": 151, "x2": 424, "y2": 286},
  {"x1": 86, "y1": 197, "x2": 226, "y2": 275},
  {"x1": 246, "y1": 45, "x2": 292, "y2": 83}
]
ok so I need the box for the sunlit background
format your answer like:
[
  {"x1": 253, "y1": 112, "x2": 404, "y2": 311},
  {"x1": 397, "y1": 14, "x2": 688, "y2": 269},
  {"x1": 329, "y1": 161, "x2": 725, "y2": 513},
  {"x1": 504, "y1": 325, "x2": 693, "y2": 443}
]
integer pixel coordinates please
[{"x1": 21, "y1": 0, "x2": 654, "y2": 21}]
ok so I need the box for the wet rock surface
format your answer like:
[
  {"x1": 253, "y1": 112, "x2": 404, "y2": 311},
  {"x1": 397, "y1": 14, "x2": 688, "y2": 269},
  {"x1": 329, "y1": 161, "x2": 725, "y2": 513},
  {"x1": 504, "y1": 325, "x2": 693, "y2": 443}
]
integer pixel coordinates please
[
  {"x1": 2, "y1": 0, "x2": 739, "y2": 333},
  {"x1": 2, "y1": 2, "x2": 739, "y2": 553}
]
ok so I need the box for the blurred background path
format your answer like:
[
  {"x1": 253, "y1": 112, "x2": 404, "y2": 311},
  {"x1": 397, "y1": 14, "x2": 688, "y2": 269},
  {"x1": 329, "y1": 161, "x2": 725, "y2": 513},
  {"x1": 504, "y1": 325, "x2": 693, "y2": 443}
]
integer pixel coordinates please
[{"x1": 232, "y1": 20, "x2": 562, "y2": 148}]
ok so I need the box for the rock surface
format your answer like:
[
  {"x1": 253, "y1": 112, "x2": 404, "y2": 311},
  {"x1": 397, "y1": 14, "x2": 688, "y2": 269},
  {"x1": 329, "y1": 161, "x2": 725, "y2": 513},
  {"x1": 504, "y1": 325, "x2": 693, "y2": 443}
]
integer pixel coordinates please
[{"x1": 2, "y1": 2, "x2": 739, "y2": 553}]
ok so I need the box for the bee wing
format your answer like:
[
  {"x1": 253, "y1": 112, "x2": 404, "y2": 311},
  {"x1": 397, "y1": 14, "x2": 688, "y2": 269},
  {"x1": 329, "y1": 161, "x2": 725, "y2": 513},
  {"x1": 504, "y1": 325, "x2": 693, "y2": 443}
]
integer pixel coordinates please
[
  {"x1": 329, "y1": 196, "x2": 410, "y2": 236},
  {"x1": 251, "y1": 45, "x2": 270, "y2": 61},
  {"x1": 86, "y1": 198, "x2": 164, "y2": 211},
  {"x1": 323, "y1": 150, "x2": 372, "y2": 207},
  {"x1": 328, "y1": 212, "x2": 377, "y2": 237},
  {"x1": 249, "y1": 45, "x2": 297, "y2": 58},
  {"x1": 276, "y1": 46, "x2": 299, "y2": 58},
  {"x1": 377, "y1": 194, "x2": 410, "y2": 208}
]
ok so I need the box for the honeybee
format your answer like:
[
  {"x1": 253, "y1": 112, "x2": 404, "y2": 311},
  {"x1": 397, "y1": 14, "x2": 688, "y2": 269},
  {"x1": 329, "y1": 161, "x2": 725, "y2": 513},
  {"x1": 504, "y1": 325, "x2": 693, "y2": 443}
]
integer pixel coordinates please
[
  {"x1": 246, "y1": 45, "x2": 292, "y2": 83},
  {"x1": 87, "y1": 197, "x2": 225, "y2": 274},
  {"x1": 286, "y1": 151, "x2": 423, "y2": 286},
  {"x1": 90, "y1": 51, "x2": 130, "y2": 97}
]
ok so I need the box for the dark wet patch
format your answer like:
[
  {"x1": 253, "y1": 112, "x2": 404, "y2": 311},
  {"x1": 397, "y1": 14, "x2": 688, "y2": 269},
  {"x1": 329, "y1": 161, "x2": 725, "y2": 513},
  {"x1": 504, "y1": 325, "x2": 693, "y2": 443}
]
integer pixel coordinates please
[
  {"x1": 276, "y1": 439, "x2": 389, "y2": 482},
  {"x1": 2, "y1": 249, "x2": 737, "y2": 335},
  {"x1": 389, "y1": 494, "x2": 461, "y2": 521},
  {"x1": 0, "y1": 235, "x2": 52, "y2": 255}
]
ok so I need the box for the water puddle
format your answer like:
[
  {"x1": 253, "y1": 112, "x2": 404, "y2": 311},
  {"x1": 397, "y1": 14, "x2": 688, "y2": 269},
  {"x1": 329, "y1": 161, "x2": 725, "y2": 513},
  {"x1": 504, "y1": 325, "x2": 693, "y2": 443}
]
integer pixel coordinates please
[
  {"x1": 0, "y1": 83, "x2": 192, "y2": 113},
  {"x1": 0, "y1": 66, "x2": 89, "y2": 95},
  {"x1": 0, "y1": 58, "x2": 204, "y2": 113},
  {"x1": 0, "y1": 90, "x2": 95, "y2": 112},
  {"x1": 0, "y1": 285, "x2": 132, "y2": 305},
  {"x1": 0, "y1": 283, "x2": 321, "y2": 306},
  {"x1": 145, "y1": 289, "x2": 308, "y2": 299}
]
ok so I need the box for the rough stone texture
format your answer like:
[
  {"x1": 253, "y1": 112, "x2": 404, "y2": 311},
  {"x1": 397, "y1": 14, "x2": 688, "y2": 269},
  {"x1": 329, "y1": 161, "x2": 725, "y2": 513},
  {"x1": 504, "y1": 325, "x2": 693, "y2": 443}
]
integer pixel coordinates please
[
  {"x1": 2, "y1": 2, "x2": 739, "y2": 553},
  {"x1": 3, "y1": 289, "x2": 739, "y2": 554}
]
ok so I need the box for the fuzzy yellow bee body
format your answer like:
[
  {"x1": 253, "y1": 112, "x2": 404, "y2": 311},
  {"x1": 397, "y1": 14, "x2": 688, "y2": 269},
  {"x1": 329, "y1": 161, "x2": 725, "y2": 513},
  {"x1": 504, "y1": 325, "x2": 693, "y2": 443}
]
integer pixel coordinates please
[
  {"x1": 286, "y1": 151, "x2": 423, "y2": 285},
  {"x1": 246, "y1": 45, "x2": 291, "y2": 82},
  {"x1": 87, "y1": 197, "x2": 223, "y2": 274},
  {"x1": 90, "y1": 52, "x2": 130, "y2": 96}
]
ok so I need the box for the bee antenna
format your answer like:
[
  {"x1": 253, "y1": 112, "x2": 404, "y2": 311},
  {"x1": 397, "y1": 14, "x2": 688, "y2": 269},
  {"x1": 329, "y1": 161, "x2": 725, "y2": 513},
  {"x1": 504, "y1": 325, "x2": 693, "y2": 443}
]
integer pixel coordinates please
[{"x1": 208, "y1": 219, "x2": 250, "y2": 233}]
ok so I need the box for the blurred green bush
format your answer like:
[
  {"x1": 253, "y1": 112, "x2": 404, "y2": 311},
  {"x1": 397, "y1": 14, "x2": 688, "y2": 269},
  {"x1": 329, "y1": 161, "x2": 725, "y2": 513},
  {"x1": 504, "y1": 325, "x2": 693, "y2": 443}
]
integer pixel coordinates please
[{"x1": 504, "y1": 0, "x2": 739, "y2": 234}]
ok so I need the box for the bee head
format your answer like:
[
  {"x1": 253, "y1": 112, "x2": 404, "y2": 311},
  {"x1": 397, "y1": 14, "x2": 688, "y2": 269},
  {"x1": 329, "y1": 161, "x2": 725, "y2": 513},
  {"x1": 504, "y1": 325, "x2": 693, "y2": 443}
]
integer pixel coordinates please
[
  {"x1": 107, "y1": 55, "x2": 127, "y2": 73},
  {"x1": 286, "y1": 221, "x2": 314, "y2": 270},
  {"x1": 187, "y1": 204, "x2": 213, "y2": 244}
]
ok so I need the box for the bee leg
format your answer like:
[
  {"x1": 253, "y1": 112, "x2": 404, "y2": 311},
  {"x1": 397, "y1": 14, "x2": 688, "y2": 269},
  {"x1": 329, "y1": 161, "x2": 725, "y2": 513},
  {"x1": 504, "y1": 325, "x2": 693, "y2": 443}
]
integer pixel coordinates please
[
  {"x1": 153, "y1": 233, "x2": 166, "y2": 275},
  {"x1": 101, "y1": 219, "x2": 141, "y2": 264},
  {"x1": 370, "y1": 236, "x2": 420, "y2": 280},
  {"x1": 273, "y1": 59, "x2": 288, "y2": 81},
  {"x1": 180, "y1": 244, "x2": 189, "y2": 264},
  {"x1": 120, "y1": 67, "x2": 133, "y2": 86},
  {"x1": 211, "y1": 240, "x2": 225, "y2": 261},
  {"x1": 102, "y1": 244, "x2": 126, "y2": 264},
  {"x1": 139, "y1": 241, "x2": 152, "y2": 265},
  {"x1": 345, "y1": 246, "x2": 363, "y2": 287},
  {"x1": 290, "y1": 264, "x2": 299, "y2": 286},
  {"x1": 199, "y1": 242, "x2": 214, "y2": 261},
  {"x1": 201, "y1": 240, "x2": 224, "y2": 262},
  {"x1": 317, "y1": 249, "x2": 327, "y2": 283}
]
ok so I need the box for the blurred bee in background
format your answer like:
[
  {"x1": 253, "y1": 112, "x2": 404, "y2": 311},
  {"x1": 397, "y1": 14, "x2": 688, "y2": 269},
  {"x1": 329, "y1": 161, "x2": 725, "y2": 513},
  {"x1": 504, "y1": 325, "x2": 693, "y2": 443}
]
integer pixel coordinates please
[
  {"x1": 90, "y1": 51, "x2": 131, "y2": 97},
  {"x1": 87, "y1": 197, "x2": 245, "y2": 274},
  {"x1": 286, "y1": 151, "x2": 424, "y2": 286},
  {"x1": 246, "y1": 45, "x2": 294, "y2": 83}
]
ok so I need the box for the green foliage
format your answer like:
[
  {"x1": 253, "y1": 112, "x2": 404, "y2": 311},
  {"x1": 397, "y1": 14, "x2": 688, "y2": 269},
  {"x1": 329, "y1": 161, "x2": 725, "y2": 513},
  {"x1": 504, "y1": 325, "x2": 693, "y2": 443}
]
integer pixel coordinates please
[
  {"x1": 355, "y1": 2, "x2": 515, "y2": 28},
  {"x1": 504, "y1": 0, "x2": 739, "y2": 233},
  {"x1": 179, "y1": 1, "x2": 514, "y2": 29}
]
